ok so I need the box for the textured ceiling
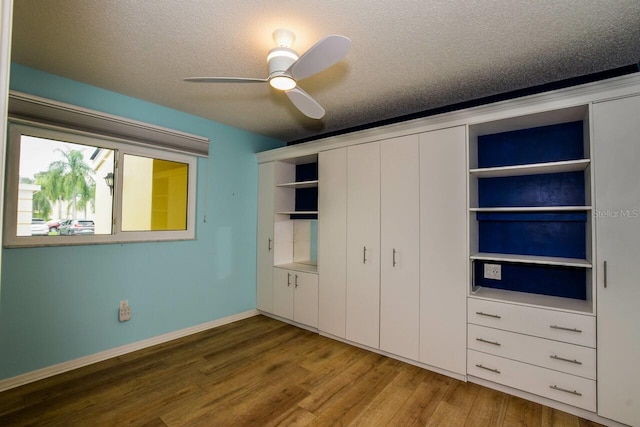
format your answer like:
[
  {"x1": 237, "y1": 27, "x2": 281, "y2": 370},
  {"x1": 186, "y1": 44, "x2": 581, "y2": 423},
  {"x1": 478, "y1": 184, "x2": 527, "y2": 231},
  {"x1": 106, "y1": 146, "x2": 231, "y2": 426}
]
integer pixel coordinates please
[{"x1": 10, "y1": 0, "x2": 640, "y2": 143}]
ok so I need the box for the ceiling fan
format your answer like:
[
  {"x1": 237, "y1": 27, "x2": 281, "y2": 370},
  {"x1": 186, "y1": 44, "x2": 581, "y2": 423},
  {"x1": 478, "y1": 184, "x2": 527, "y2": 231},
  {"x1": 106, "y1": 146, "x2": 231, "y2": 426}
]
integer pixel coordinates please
[{"x1": 183, "y1": 29, "x2": 351, "y2": 119}]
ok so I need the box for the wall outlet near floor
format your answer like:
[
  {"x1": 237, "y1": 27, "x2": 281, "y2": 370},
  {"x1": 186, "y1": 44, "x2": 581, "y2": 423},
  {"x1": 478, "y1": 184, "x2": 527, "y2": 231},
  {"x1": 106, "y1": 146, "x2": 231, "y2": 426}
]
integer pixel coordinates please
[
  {"x1": 119, "y1": 300, "x2": 131, "y2": 322},
  {"x1": 484, "y1": 263, "x2": 502, "y2": 280}
]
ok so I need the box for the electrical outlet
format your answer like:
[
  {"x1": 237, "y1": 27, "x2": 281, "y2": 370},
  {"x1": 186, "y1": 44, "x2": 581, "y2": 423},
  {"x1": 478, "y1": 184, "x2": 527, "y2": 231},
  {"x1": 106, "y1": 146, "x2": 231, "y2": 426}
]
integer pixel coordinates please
[
  {"x1": 119, "y1": 300, "x2": 131, "y2": 322},
  {"x1": 484, "y1": 263, "x2": 502, "y2": 280}
]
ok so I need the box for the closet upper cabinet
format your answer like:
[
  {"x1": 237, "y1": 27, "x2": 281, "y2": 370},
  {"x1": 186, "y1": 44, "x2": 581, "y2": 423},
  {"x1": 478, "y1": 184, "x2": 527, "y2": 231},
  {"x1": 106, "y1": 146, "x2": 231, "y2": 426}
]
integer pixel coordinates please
[
  {"x1": 346, "y1": 142, "x2": 381, "y2": 349},
  {"x1": 593, "y1": 94, "x2": 640, "y2": 427},
  {"x1": 380, "y1": 135, "x2": 420, "y2": 360}
]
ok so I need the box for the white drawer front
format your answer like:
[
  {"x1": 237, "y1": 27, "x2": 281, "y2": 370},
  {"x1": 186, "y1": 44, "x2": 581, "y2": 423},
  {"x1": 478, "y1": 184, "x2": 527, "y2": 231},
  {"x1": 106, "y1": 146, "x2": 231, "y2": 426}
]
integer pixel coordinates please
[
  {"x1": 468, "y1": 350, "x2": 596, "y2": 411},
  {"x1": 468, "y1": 324, "x2": 596, "y2": 379},
  {"x1": 468, "y1": 298, "x2": 596, "y2": 348}
]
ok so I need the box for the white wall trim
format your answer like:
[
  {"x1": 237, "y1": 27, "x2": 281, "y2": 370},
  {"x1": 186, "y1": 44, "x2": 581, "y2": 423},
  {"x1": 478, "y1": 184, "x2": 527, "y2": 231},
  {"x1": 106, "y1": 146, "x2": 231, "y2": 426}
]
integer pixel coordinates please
[
  {"x1": 0, "y1": 309, "x2": 259, "y2": 392},
  {"x1": 0, "y1": 0, "x2": 14, "y2": 306}
]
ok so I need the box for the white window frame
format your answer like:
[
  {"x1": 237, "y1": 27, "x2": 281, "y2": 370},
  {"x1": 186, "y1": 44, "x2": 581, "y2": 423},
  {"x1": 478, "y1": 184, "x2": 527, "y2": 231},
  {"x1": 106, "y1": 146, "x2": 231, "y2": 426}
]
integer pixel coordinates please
[{"x1": 4, "y1": 122, "x2": 198, "y2": 247}]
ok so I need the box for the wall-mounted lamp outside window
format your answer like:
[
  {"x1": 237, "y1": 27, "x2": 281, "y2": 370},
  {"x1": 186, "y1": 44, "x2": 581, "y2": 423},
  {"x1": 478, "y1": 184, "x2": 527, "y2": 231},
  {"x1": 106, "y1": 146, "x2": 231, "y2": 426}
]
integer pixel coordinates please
[{"x1": 104, "y1": 172, "x2": 114, "y2": 196}]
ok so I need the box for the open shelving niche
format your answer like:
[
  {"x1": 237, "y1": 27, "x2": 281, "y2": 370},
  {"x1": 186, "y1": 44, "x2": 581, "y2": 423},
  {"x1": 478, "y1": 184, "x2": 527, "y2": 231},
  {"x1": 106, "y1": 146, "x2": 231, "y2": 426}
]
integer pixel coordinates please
[
  {"x1": 273, "y1": 154, "x2": 319, "y2": 273},
  {"x1": 468, "y1": 105, "x2": 595, "y2": 314}
]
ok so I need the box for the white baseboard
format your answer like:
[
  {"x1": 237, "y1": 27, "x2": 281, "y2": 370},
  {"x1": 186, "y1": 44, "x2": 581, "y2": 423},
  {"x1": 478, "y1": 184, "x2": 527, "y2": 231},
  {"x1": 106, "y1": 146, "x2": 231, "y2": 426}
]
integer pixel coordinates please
[
  {"x1": 0, "y1": 309, "x2": 259, "y2": 392},
  {"x1": 467, "y1": 376, "x2": 625, "y2": 427},
  {"x1": 259, "y1": 311, "x2": 468, "y2": 384},
  {"x1": 317, "y1": 330, "x2": 468, "y2": 383}
]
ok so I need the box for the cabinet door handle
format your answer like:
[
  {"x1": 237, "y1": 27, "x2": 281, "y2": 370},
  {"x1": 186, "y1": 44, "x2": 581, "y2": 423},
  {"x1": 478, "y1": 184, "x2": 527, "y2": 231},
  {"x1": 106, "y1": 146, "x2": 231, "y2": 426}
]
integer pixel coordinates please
[
  {"x1": 287, "y1": 272, "x2": 291, "y2": 287},
  {"x1": 476, "y1": 311, "x2": 501, "y2": 319},
  {"x1": 363, "y1": 246, "x2": 367, "y2": 264},
  {"x1": 550, "y1": 354, "x2": 582, "y2": 365},
  {"x1": 295, "y1": 274, "x2": 299, "y2": 288},
  {"x1": 549, "y1": 385, "x2": 582, "y2": 396},
  {"x1": 475, "y1": 364, "x2": 500, "y2": 374},
  {"x1": 603, "y1": 260, "x2": 607, "y2": 288},
  {"x1": 268, "y1": 238, "x2": 272, "y2": 252},
  {"x1": 392, "y1": 248, "x2": 397, "y2": 267},
  {"x1": 476, "y1": 338, "x2": 501, "y2": 346},
  {"x1": 550, "y1": 325, "x2": 582, "y2": 333}
]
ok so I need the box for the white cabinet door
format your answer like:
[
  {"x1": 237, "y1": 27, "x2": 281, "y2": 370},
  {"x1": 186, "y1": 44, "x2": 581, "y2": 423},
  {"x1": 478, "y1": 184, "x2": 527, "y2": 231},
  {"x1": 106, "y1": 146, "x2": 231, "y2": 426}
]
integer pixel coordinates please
[
  {"x1": 346, "y1": 142, "x2": 381, "y2": 349},
  {"x1": 256, "y1": 162, "x2": 275, "y2": 312},
  {"x1": 318, "y1": 148, "x2": 348, "y2": 338},
  {"x1": 293, "y1": 271, "x2": 319, "y2": 328},
  {"x1": 272, "y1": 267, "x2": 294, "y2": 320},
  {"x1": 380, "y1": 135, "x2": 420, "y2": 360},
  {"x1": 419, "y1": 126, "x2": 467, "y2": 375},
  {"x1": 273, "y1": 268, "x2": 318, "y2": 328},
  {"x1": 593, "y1": 95, "x2": 640, "y2": 426}
]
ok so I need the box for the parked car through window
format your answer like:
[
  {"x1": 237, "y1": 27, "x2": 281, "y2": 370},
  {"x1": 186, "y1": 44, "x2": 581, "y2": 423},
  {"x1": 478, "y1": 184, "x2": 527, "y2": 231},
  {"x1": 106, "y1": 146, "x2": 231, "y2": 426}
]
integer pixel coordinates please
[
  {"x1": 59, "y1": 219, "x2": 95, "y2": 235},
  {"x1": 30, "y1": 218, "x2": 49, "y2": 236}
]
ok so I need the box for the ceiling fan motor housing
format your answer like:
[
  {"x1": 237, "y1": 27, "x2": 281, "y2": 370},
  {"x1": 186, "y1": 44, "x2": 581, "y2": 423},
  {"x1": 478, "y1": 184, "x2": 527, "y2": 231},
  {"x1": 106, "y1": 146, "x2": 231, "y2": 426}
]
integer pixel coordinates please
[{"x1": 267, "y1": 47, "x2": 298, "y2": 79}]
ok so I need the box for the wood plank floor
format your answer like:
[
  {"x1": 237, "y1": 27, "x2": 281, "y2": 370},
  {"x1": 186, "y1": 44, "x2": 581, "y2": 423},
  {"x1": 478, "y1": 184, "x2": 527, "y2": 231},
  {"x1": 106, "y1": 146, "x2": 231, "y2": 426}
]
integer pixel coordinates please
[{"x1": 0, "y1": 315, "x2": 603, "y2": 426}]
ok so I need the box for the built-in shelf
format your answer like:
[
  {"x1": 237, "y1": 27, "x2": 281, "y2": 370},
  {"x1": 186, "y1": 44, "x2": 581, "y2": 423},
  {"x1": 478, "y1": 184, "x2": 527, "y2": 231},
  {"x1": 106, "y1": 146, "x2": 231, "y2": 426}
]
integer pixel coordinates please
[
  {"x1": 470, "y1": 252, "x2": 592, "y2": 268},
  {"x1": 469, "y1": 159, "x2": 590, "y2": 178},
  {"x1": 276, "y1": 180, "x2": 319, "y2": 189},
  {"x1": 469, "y1": 288, "x2": 594, "y2": 315},
  {"x1": 274, "y1": 262, "x2": 318, "y2": 274},
  {"x1": 470, "y1": 206, "x2": 592, "y2": 212}
]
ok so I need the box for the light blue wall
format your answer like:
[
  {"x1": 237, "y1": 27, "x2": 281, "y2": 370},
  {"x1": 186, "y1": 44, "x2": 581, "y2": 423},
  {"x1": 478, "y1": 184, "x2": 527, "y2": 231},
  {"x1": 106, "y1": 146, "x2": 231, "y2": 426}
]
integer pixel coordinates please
[{"x1": 0, "y1": 64, "x2": 284, "y2": 380}]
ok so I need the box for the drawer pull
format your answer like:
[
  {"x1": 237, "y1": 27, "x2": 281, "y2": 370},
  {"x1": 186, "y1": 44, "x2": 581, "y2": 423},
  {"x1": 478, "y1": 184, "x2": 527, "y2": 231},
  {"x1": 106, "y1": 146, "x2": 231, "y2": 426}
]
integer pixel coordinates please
[
  {"x1": 550, "y1": 325, "x2": 582, "y2": 333},
  {"x1": 476, "y1": 338, "x2": 501, "y2": 346},
  {"x1": 475, "y1": 364, "x2": 500, "y2": 374},
  {"x1": 549, "y1": 385, "x2": 582, "y2": 396},
  {"x1": 476, "y1": 311, "x2": 501, "y2": 319},
  {"x1": 550, "y1": 354, "x2": 582, "y2": 365}
]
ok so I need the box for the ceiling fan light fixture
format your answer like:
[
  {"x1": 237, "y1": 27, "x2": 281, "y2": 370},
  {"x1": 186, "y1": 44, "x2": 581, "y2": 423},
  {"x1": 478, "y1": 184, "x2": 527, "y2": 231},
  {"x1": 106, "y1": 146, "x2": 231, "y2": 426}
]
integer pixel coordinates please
[{"x1": 269, "y1": 75, "x2": 297, "y2": 91}]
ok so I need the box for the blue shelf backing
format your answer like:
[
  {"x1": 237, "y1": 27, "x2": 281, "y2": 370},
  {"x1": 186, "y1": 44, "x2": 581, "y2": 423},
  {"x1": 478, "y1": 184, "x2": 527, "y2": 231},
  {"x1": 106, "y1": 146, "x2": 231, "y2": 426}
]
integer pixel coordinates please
[
  {"x1": 478, "y1": 172, "x2": 586, "y2": 207},
  {"x1": 292, "y1": 162, "x2": 318, "y2": 220},
  {"x1": 478, "y1": 121, "x2": 584, "y2": 168},
  {"x1": 477, "y1": 212, "x2": 587, "y2": 259},
  {"x1": 473, "y1": 120, "x2": 589, "y2": 301},
  {"x1": 474, "y1": 260, "x2": 587, "y2": 300},
  {"x1": 296, "y1": 162, "x2": 318, "y2": 182}
]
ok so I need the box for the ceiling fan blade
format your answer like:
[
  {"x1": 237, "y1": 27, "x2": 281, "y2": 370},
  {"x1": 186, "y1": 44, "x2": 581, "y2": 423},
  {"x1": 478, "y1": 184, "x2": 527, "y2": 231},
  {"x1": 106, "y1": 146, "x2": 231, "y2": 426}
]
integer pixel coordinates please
[
  {"x1": 183, "y1": 77, "x2": 268, "y2": 83},
  {"x1": 285, "y1": 87, "x2": 325, "y2": 119},
  {"x1": 287, "y1": 35, "x2": 351, "y2": 81}
]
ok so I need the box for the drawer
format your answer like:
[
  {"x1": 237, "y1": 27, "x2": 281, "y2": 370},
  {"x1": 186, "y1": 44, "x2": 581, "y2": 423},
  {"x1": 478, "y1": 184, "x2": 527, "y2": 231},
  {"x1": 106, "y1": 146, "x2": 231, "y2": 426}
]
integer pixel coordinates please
[
  {"x1": 468, "y1": 350, "x2": 596, "y2": 411},
  {"x1": 468, "y1": 298, "x2": 596, "y2": 348},
  {"x1": 468, "y1": 324, "x2": 596, "y2": 379}
]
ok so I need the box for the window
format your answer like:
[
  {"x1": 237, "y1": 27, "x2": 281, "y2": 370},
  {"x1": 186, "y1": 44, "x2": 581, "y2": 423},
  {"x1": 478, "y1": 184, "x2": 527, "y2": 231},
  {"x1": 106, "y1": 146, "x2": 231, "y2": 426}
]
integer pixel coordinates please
[{"x1": 4, "y1": 122, "x2": 198, "y2": 247}]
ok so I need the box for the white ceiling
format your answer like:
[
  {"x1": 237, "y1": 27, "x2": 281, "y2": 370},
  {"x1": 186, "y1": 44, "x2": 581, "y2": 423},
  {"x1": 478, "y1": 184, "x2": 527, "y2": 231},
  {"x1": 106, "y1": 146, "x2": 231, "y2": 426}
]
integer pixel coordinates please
[{"x1": 10, "y1": 1, "x2": 640, "y2": 143}]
